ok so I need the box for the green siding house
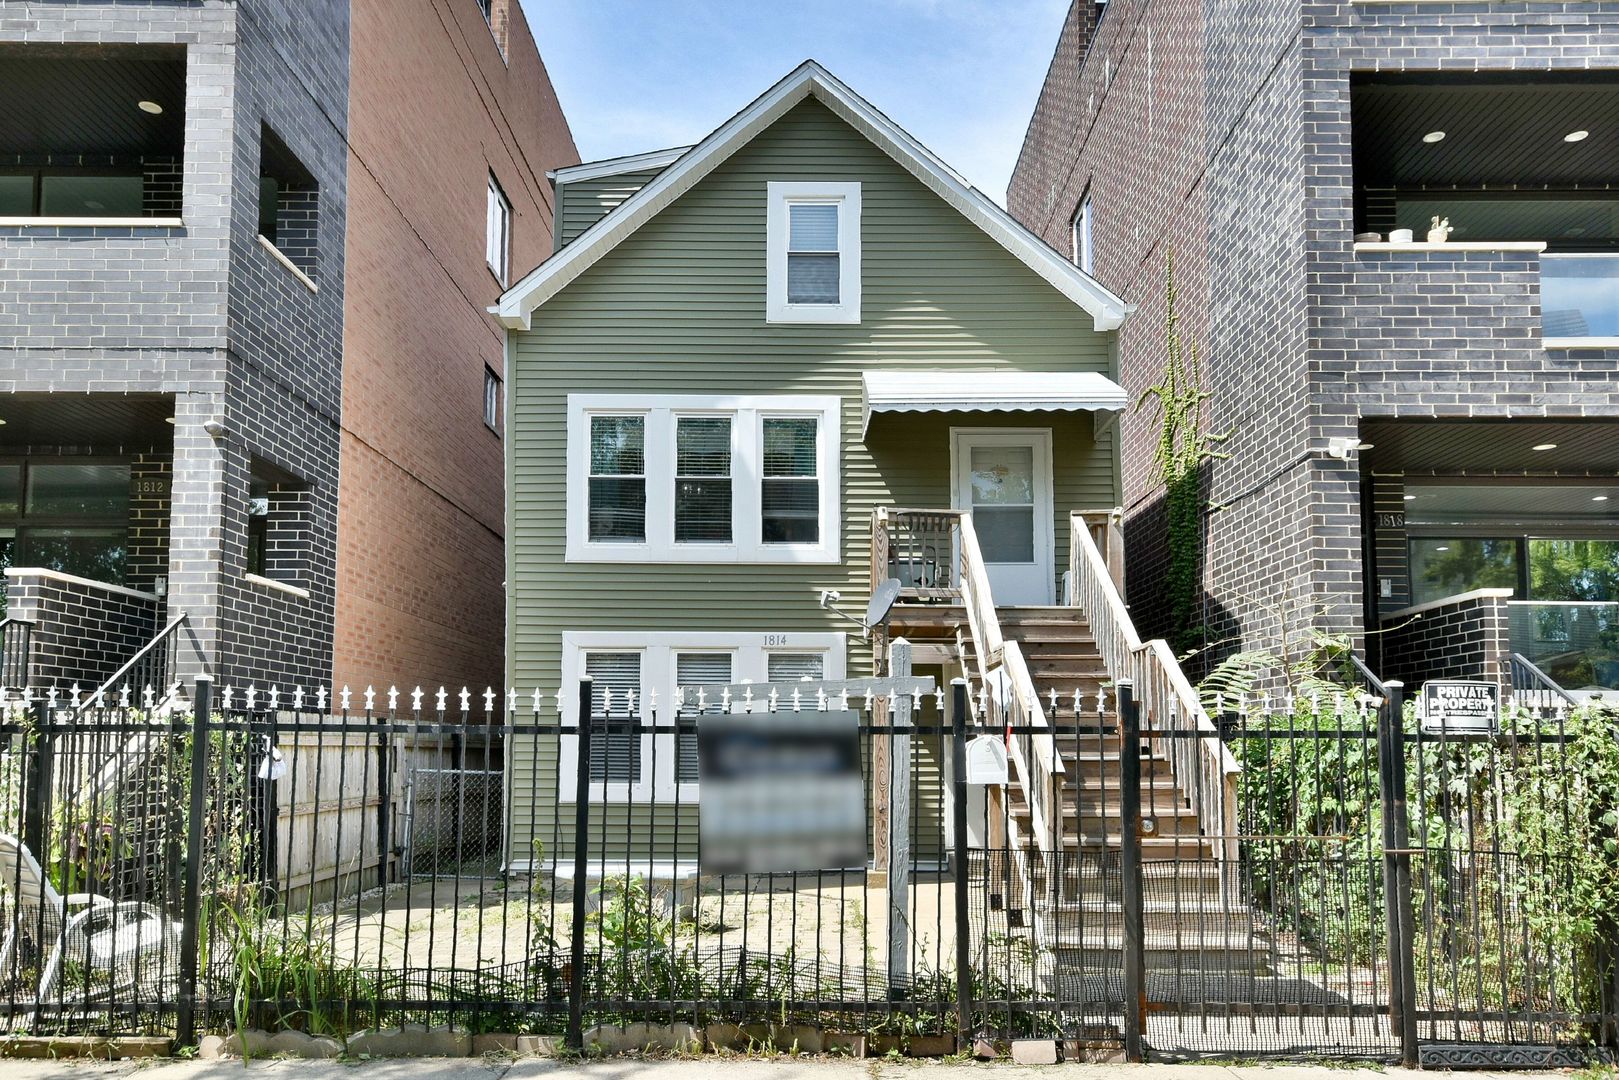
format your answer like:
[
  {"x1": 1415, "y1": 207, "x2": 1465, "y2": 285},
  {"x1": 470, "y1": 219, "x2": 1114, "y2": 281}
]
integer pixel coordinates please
[{"x1": 494, "y1": 62, "x2": 1135, "y2": 868}]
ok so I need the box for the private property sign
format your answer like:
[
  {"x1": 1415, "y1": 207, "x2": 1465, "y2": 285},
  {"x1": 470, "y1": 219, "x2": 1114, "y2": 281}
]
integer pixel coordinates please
[{"x1": 1420, "y1": 680, "x2": 1500, "y2": 735}]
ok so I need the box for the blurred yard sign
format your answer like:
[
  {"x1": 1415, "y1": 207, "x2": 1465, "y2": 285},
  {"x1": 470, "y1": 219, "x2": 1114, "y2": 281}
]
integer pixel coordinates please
[
  {"x1": 1420, "y1": 679, "x2": 1499, "y2": 735},
  {"x1": 697, "y1": 710, "x2": 865, "y2": 875}
]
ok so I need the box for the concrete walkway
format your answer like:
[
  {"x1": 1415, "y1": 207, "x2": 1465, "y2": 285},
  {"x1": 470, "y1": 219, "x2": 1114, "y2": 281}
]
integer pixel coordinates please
[{"x1": 0, "y1": 1057, "x2": 1575, "y2": 1080}]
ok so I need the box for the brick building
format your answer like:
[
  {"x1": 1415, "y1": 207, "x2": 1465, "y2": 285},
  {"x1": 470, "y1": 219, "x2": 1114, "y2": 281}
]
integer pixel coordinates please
[
  {"x1": 0, "y1": 0, "x2": 575, "y2": 695},
  {"x1": 1009, "y1": 0, "x2": 1619, "y2": 697}
]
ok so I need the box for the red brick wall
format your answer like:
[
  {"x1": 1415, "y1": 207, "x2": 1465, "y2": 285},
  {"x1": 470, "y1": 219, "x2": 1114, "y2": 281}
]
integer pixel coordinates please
[{"x1": 337, "y1": 0, "x2": 577, "y2": 692}]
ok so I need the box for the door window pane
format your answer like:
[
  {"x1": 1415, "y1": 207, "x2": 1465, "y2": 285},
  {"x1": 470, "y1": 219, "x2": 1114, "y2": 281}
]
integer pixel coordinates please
[
  {"x1": 1528, "y1": 538, "x2": 1619, "y2": 602},
  {"x1": 26, "y1": 464, "x2": 130, "y2": 517},
  {"x1": 676, "y1": 652, "x2": 731, "y2": 782},
  {"x1": 674, "y1": 417, "x2": 731, "y2": 543},
  {"x1": 588, "y1": 416, "x2": 646, "y2": 542},
  {"x1": 762, "y1": 417, "x2": 819, "y2": 544},
  {"x1": 974, "y1": 508, "x2": 1035, "y2": 564},
  {"x1": 1408, "y1": 538, "x2": 1518, "y2": 607},
  {"x1": 39, "y1": 174, "x2": 144, "y2": 217},
  {"x1": 23, "y1": 528, "x2": 127, "y2": 585},
  {"x1": 969, "y1": 446, "x2": 1035, "y2": 506},
  {"x1": 585, "y1": 652, "x2": 641, "y2": 784}
]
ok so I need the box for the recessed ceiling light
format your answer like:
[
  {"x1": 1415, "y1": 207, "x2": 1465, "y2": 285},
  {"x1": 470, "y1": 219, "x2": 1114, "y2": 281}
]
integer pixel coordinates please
[
  {"x1": 1422, "y1": 130, "x2": 1446, "y2": 144},
  {"x1": 164, "y1": 416, "x2": 176, "y2": 425},
  {"x1": 137, "y1": 100, "x2": 163, "y2": 115},
  {"x1": 1532, "y1": 443, "x2": 1558, "y2": 451},
  {"x1": 1595, "y1": 495, "x2": 1611, "y2": 502},
  {"x1": 1435, "y1": 546, "x2": 1450, "y2": 552},
  {"x1": 1355, "y1": 441, "x2": 1375, "y2": 451},
  {"x1": 1404, "y1": 494, "x2": 1418, "y2": 501},
  {"x1": 1564, "y1": 130, "x2": 1590, "y2": 143},
  {"x1": 0, "y1": 418, "x2": 8, "y2": 426}
]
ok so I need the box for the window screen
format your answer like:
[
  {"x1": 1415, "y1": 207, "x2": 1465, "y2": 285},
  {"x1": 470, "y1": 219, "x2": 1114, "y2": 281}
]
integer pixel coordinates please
[
  {"x1": 674, "y1": 417, "x2": 731, "y2": 542},
  {"x1": 585, "y1": 652, "x2": 641, "y2": 784},
  {"x1": 761, "y1": 417, "x2": 819, "y2": 544},
  {"x1": 786, "y1": 203, "x2": 840, "y2": 304},
  {"x1": 675, "y1": 652, "x2": 732, "y2": 783},
  {"x1": 588, "y1": 416, "x2": 646, "y2": 542}
]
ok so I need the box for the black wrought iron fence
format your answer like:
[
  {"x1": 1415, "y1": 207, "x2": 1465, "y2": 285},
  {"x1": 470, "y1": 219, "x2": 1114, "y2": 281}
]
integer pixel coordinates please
[{"x1": 0, "y1": 671, "x2": 1610, "y2": 1069}]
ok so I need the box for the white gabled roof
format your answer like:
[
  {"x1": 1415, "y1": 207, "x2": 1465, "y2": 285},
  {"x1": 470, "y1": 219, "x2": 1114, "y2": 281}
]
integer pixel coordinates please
[
  {"x1": 495, "y1": 60, "x2": 1133, "y2": 331},
  {"x1": 861, "y1": 370, "x2": 1129, "y2": 435},
  {"x1": 547, "y1": 145, "x2": 693, "y2": 186}
]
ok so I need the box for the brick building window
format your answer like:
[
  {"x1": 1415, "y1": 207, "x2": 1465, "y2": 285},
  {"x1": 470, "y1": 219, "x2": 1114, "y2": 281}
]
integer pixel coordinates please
[
  {"x1": 258, "y1": 124, "x2": 320, "y2": 281},
  {"x1": 477, "y1": 0, "x2": 511, "y2": 58},
  {"x1": 0, "y1": 461, "x2": 131, "y2": 586},
  {"x1": 484, "y1": 366, "x2": 502, "y2": 434},
  {"x1": 486, "y1": 174, "x2": 511, "y2": 285},
  {"x1": 1071, "y1": 193, "x2": 1093, "y2": 275},
  {"x1": 245, "y1": 462, "x2": 309, "y2": 588}
]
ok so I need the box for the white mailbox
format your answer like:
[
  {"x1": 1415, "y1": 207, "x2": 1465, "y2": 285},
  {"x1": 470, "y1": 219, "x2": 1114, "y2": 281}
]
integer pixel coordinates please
[{"x1": 964, "y1": 734, "x2": 1009, "y2": 785}]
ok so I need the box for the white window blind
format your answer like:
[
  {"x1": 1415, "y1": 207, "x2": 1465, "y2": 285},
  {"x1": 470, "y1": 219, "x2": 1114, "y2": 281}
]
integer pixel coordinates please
[
  {"x1": 786, "y1": 203, "x2": 840, "y2": 304},
  {"x1": 761, "y1": 417, "x2": 820, "y2": 544},
  {"x1": 585, "y1": 652, "x2": 641, "y2": 784},
  {"x1": 767, "y1": 652, "x2": 825, "y2": 682},
  {"x1": 588, "y1": 415, "x2": 646, "y2": 542},
  {"x1": 674, "y1": 652, "x2": 732, "y2": 783},
  {"x1": 674, "y1": 416, "x2": 732, "y2": 543}
]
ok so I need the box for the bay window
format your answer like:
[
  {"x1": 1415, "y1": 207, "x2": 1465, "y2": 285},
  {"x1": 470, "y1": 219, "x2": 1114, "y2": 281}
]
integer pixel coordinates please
[{"x1": 567, "y1": 394, "x2": 840, "y2": 563}]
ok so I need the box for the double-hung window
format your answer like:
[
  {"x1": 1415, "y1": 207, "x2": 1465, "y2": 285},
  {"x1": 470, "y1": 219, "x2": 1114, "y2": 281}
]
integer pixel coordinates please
[
  {"x1": 486, "y1": 173, "x2": 511, "y2": 285},
  {"x1": 766, "y1": 182, "x2": 861, "y2": 323},
  {"x1": 1072, "y1": 193, "x2": 1093, "y2": 275},
  {"x1": 558, "y1": 631, "x2": 846, "y2": 804},
  {"x1": 567, "y1": 395, "x2": 840, "y2": 563}
]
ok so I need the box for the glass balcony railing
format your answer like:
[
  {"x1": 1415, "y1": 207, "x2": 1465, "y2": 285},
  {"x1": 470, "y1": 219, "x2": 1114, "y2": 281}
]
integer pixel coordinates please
[
  {"x1": 1508, "y1": 601, "x2": 1619, "y2": 692},
  {"x1": 1541, "y1": 253, "x2": 1619, "y2": 341}
]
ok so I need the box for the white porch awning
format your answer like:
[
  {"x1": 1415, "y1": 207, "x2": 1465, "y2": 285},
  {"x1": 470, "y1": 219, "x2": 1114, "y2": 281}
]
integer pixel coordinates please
[{"x1": 860, "y1": 370, "x2": 1129, "y2": 436}]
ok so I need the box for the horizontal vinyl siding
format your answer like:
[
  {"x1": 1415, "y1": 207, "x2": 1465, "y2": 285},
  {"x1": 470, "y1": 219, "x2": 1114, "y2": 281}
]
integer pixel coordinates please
[
  {"x1": 555, "y1": 168, "x2": 663, "y2": 247},
  {"x1": 508, "y1": 99, "x2": 1117, "y2": 861}
]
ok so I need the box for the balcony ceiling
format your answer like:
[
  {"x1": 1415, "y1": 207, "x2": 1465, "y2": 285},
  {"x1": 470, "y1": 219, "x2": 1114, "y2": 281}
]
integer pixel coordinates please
[
  {"x1": 1362, "y1": 419, "x2": 1619, "y2": 476},
  {"x1": 0, "y1": 45, "x2": 185, "y2": 157},
  {"x1": 1353, "y1": 74, "x2": 1619, "y2": 188},
  {"x1": 0, "y1": 394, "x2": 174, "y2": 450}
]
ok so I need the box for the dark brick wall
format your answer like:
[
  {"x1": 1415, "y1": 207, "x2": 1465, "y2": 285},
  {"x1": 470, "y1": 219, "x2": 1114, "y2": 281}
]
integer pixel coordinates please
[
  {"x1": 1379, "y1": 589, "x2": 1510, "y2": 695},
  {"x1": 6, "y1": 571, "x2": 159, "y2": 690},
  {"x1": 1011, "y1": 0, "x2": 1619, "y2": 674}
]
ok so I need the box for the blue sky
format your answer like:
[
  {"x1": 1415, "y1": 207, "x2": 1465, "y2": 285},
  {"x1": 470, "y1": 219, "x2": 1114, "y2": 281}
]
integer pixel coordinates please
[{"x1": 522, "y1": 0, "x2": 1069, "y2": 205}]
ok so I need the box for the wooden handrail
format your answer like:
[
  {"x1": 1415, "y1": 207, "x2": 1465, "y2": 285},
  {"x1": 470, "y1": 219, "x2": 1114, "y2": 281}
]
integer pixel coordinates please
[
  {"x1": 875, "y1": 506, "x2": 1065, "y2": 855},
  {"x1": 1067, "y1": 511, "x2": 1240, "y2": 865}
]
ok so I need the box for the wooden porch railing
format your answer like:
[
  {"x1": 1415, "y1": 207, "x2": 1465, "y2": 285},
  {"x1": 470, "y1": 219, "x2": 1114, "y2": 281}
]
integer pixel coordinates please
[
  {"x1": 873, "y1": 507, "x2": 1065, "y2": 856},
  {"x1": 1069, "y1": 509, "x2": 1240, "y2": 866}
]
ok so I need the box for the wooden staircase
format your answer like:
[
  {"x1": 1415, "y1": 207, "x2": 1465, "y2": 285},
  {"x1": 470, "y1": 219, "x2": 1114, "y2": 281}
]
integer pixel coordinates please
[{"x1": 876, "y1": 506, "x2": 1257, "y2": 993}]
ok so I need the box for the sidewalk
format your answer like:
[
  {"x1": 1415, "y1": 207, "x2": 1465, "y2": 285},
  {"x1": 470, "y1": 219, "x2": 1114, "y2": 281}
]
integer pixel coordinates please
[{"x1": 0, "y1": 1056, "x2": 1575, "y2": 1080}]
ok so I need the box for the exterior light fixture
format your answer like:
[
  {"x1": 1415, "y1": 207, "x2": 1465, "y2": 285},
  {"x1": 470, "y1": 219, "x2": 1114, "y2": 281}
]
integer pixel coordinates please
[
  {"x1": 1422, "y1": 130, "x2": 1446, "y2": 144},
  {"x1": 137, "y1": 100, "x2": 163, "y2": 115},
  {"x1": 203, "y1": 419, "x2": 226, "y2": 438},
  {"x1": 1403, "y1": 494, "x2": 1418, "y2": 501},
  {"x1": 1355, "y1": 441, "x2": 1375, "y2": 451},
  {"x1": 1564, "y1": 130, "x2": 1589, "y2": 143},
  {"x1": 1531, "y1": 443, "x2": 1557, "y2": 451},
  {"x1": 164, "y1": 416, "x2": 176, "y2": 425},
  {"x1": 1325, "y1": 436, "x2": 1359, "y2": 460}
]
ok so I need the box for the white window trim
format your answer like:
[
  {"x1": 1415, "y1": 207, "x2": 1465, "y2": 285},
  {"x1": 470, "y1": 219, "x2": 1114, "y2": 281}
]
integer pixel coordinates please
[
  {"x1": 558, "y1": 630, "x2": 847, "y2": 803},
  {"x1": 566, "y1": 393, "x2": 842, "y2": 564},
  {"x1": 1072, "y1": 193, "x2": 1093, "y2": 275},
  {"x1": 766, "y1": 181, "x2": 861, "y2": 324},
  {"x1": 486, "y1": 173, "x2": 511, "y2": 285}
]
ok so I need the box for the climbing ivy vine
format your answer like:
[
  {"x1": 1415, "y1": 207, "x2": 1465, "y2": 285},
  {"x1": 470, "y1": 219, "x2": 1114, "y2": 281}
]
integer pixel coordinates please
[{"x1": 1135, "y1": 251, "x2": 1227, "y2": 652}]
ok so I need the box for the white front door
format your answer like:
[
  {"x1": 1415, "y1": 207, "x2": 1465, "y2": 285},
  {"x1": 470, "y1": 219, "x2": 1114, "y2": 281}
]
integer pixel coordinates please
[{"x1": 952, "y1": 429, "x2": 1054, "y2": 606}]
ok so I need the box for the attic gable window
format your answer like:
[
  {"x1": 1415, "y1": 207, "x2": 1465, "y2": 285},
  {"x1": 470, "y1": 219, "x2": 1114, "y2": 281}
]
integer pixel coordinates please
[{"x1": 766, "y1": 181, "x2": 861, "y2": 324}]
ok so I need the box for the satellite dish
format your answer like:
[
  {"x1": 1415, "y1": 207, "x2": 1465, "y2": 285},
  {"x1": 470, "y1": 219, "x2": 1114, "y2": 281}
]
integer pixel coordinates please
[{"x1": 865, "y1": 578, "x2": 902, "y2": 629}]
